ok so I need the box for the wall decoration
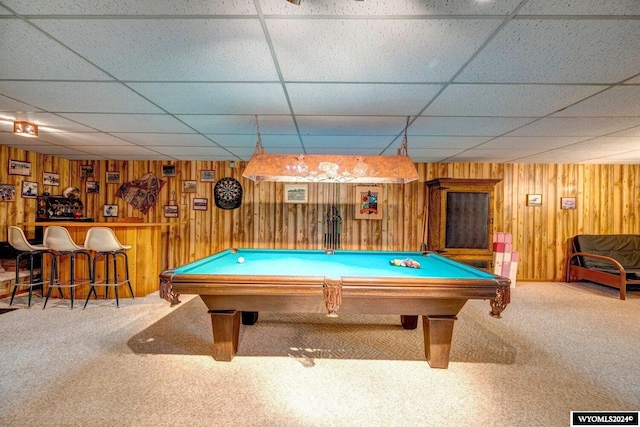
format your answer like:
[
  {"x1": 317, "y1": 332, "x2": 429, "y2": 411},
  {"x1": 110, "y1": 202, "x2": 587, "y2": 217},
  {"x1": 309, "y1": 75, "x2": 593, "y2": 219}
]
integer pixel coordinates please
[
  {"x1": 80, "y1": 165, "x2": 94, "y2": 178},
  {"x1": 106, "y1": 171, "x2": 121, "y2": 184},
  {"x1": 200, "y1": 170, "x2": 215, "y2": 182},
  {"x1": 43, "y1": 172, "x2": 60, "y2": 186},
  {"x1": 355, "y1": 185, "x2": 383, "y2": 220},
  {"x1": 162, "y1": 165, "x2": 176, "y2": 177},
  {"x1": 86, "y1": 181, "x2": 100, "y2": 193},
  {"x1": 284, "y1": 184, "x2": 308, "y2": 203},
  {"x1": 0, "y1": 184, "x2": 16, "y2": 201},
  {"x1": 527, "y1": 194, "x2": 542, "y2": 207},
  {"x1": 103, "y1": 204, "x2": 118, "y2": 217},
  {"x1": 193, "y1": 197, "x2": 208, "y2": 211},
  {"x1": 8, "y1": 159, "x2": 31, "y2": 176},
  {"x1": 163, "y1": 205, "x2": 179, "y2": 218},
  {"x1": 116, "y1": 173, "x2": 166, "y2": 214},
  {"x1": 21, "y1": 181, "x2": 38, "y2": 198},
  {"x1": 214, "y1": 177, "x2": 242, "y2": 210},
  {"x1": 561, "y1": 197, "x2": 576, "y2": 210},
  {"x1": 182, "y1": 180, "x2": 197, "y2": 193}
]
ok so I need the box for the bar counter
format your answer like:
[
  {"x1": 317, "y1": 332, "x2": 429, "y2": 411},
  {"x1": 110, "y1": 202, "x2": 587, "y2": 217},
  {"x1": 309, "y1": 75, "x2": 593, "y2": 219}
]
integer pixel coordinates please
[{"x1": 19, "y1": 222, "x2": 166, "y2": 298}]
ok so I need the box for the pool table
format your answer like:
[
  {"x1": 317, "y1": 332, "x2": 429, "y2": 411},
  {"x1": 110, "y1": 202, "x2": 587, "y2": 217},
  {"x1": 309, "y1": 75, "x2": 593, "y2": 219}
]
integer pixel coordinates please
[{"x1": 160, "y1": 249, "x2": 510, "y2": 368}]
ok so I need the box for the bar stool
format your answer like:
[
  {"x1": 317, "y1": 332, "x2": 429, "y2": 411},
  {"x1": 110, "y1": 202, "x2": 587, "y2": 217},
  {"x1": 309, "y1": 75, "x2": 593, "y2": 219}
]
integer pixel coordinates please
[
  {"x1": 7, "y1": 226, "x2": 54, "y2": 307},
  {"x1": 43, "y1": 226, "x2": 91, "y2": 309},
  {"x1": 83, "y1": 227, "x2": 134, "y2": 308}
]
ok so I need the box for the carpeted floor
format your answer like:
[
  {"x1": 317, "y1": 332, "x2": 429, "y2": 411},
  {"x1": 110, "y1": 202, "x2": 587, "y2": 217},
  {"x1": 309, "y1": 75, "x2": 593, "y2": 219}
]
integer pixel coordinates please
[{"x1": 0, "y1": 281, "x2": 638, "y2": 427}]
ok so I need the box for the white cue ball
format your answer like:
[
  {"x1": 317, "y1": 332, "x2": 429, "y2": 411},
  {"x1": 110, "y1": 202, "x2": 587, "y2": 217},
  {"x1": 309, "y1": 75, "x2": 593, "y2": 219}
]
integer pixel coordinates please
[{"x1": 237, "y1": 256, "x2": 245, "y2": 264}]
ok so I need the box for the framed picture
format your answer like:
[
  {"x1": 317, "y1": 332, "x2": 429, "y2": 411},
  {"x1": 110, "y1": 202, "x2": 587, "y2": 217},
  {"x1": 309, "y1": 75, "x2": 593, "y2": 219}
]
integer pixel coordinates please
[
  {"x1": 200, "y1": 170, "x2": 215, "y2": 182},
  {"x1": 162, "y1": 165, "x2": 176, "y2": 177},
  {"x1": 80, "y1": 165, "x2": 94, "y2": 178},
  {"x1": 355, "y1": 185, "x2": 383, "y2": 220},
  {"x1": 21, "y1": 181, "x2": 38, "y2": 198},
  {"x1": 8, "y1": 159, "x2": 31, "y2": 176},
  {"x1": 0, "y1": 184, "x2": 16, "y2": 201},
  {"x1": 103, "y1": 204, "x2": 118, "y2": 217},
  {"x1": 182, "y1": 180, "x2": 197, "y2": 193},
  {"x1": 284, "y1": 184, "x2": 308, "y2": 203},
  {"x1": 561, "y1": 197, "x2": 576, "y2": 210},
  {"x1": 86, "y1": 181, "x2": 100, "y2": 194},
  {"x1": 193, "y1": 197, "x2": 208, "y2": 211},
  {"x1": 163, "y1": 205, "x2": 179, "y2": 218},
  {"x1": 106, "y1": 171, "x2": 121, "y2": 184},
  {"x1": 43, "y1": 171, "x2": 60, "y2": 186},
  {"x1": 527, "y1": 194, "x2": 542, "y2": 207}
]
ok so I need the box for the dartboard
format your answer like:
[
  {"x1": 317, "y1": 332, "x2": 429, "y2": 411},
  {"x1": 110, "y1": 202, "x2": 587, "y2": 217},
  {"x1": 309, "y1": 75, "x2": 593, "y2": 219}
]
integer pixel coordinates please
[{"x1": 214, "y1": 177, "x2": 243, "y2": 210}]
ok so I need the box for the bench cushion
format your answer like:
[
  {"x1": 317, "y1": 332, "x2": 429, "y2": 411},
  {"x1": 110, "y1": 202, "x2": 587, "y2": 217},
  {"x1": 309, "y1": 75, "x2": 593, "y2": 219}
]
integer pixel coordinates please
[{"x1": 574, "y1": 234, "x2": 640, "y2": 270}]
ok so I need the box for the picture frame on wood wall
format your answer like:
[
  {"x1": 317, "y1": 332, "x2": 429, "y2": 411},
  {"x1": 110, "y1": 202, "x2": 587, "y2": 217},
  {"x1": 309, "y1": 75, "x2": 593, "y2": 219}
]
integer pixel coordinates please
[
  {"x1": 164, "y1": 205, "x2": 179, "y2": 218},
  {"x1": 80, "y1": 164, "x2": 94, "y2": 178},
  {"x1": 21, "y1": 181, "x2": 38, "y2": 198},
  {"x1": 43, "y1": 171, "x2": 60, "y2": 186},
  {"x1": 86, "y1": 181, "x2": 100, "y2": 194},
  {"x1": 200, "y1": 170, "x2": 215, "y2": 182},
  {"x1": 106, "y1": 171, "x2": 121, "y2": 184},
  {"x1": 284, "y1": 184, "x2": 308, "y2": 203},
  {"x1": 193, "y1": 197, "x2": 208, "y2": 211},
  {"x1": 103, "y1": 204, "x2": 118, "y2": 217},
  {"x1": 527, "y1": 194, "x2": 542, "y2": 207},
  {"x1": 0, "y1": 184, "x2": 17, "y2": 201},
  {"x1": 162, "y1": 165, "x2": 176, "y2": 177},
  {"x1": 355, "y1": 185, "x2": 383, "y2": 220},
  {"x1": 561, "y1": 197, "x2": 576, "y2": 210},
  {"x1": 8, "y1": 159, "x2": 31, "y2": 176},
  {"x1": 182, "y1": 180, "x2": 197, "y2": 193}
]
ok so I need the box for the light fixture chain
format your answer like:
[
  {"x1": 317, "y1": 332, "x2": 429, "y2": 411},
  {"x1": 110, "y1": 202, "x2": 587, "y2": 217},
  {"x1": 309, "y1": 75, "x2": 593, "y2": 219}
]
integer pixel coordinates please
[
  {"x1": 399, "y1": 116, "x2": 410, "y2": 156},
  {"x1": 254, "y1": 115, "x2": 264, "y2": 155}
]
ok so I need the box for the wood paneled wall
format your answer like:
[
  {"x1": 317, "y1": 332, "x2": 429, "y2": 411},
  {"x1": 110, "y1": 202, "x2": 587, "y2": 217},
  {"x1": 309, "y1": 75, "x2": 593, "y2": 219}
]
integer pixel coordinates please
[{"x1": 2, "y1": 145, "x2": 639, "y2": 281}]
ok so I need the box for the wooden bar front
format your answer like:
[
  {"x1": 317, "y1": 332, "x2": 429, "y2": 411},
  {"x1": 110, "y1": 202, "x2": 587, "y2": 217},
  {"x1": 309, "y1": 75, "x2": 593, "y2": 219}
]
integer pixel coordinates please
[{"x1": 19, "y1": 222, "x2": 165, "y2": 298}]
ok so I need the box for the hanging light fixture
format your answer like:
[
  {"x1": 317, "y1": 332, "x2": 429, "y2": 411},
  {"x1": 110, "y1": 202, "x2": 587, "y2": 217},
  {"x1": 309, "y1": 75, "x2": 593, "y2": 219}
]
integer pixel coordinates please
[
  {"x1": 243, "y1": 116, "x2": 419, "y2": 184},
  {"x1": 13, "y1": 121, "x2": 38, "y2": 137}
]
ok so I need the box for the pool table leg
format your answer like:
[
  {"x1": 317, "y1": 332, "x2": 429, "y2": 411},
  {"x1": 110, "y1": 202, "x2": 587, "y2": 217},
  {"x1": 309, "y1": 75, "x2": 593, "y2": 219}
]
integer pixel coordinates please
[
  {"x1": 241, "y1": 311, "x2": 259, "y2": 325},
  {"x1": 209, "y1": 310, "x2": 241, "y2": 361},
  {"x1": 423, "y1": 315, "x2": 457, "y2": 369},
  {"x1": 400, "y1": 315, "x2": 418, "y2": 329}
]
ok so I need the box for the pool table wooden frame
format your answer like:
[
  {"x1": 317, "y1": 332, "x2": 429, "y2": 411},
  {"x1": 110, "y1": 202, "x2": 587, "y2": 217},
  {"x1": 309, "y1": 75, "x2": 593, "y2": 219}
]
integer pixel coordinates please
[{"x1": 160, "y1": 249, "x2": 510, "y2": 368}]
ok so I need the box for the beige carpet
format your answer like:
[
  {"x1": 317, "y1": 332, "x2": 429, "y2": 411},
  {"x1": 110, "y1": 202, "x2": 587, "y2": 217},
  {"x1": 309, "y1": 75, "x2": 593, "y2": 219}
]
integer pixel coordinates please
[{"x1": 0, "y1": 281, "x2": 638, "y2": 427}]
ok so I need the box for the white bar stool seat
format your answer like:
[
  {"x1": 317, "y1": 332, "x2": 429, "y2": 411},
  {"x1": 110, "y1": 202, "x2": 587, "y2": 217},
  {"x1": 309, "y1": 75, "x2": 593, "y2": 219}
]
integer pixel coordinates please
[
  {"x1": 83, "y1": 227, "x2": 134, "y2": 308},
  {"x1": 7, "y1": 226, "x2": 54, "y2": 307},
  {"x1": 43, "y1": 226, "x2": 91, "y2": 309}
]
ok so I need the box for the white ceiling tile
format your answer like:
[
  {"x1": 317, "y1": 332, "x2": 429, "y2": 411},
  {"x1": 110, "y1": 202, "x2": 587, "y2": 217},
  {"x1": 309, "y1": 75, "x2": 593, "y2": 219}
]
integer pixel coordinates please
[
  {"x1": 300, "y1": 135, "x2": 394, "y2": 150},
  {"x1": 304, "y1": 147, "x2": 386, "y2": 155},
  {"x1": 77, "y1": 145, "x2": 163, "y2": 156},
  {"x1": 608, "y1": 126, "x2": 640, "y2": 137},
  {"x1": 261, "y1": 0, "x2": 522, "y2": 15},
  {"x1": 2, "y1": 0, "x2": 256, "y2": 15},
  {"x1": 508, "y1": 117, "x2": 640, "y2": 137},
  {"x1": 408, "y1": 136, "x2": 493, "y2": 149},
  {"x1": 452, "y1": 149, "x2": 541, "y2": 160},
  {"x1": 209, "y1": 134, "x2": 302, "y2": 149},
  {"x1": 296, "y1": 116, "x2": 406, "y2": 136},
  {"x1": 0, "y1": 82, "x2": 164, "y2": 113},
  {"x1": 0, "y1": 96, "x2": 45, "y2": 113},
  {"x1": 427, "y1": 84, "x2": 604, "y2": 116},
  {"x1": 34, "y1": 19, "x2": 278, "y2": 81},
  {"x1": 151, "y1": 146, "x2": 230, "y2": 157},
  {"x1": 478, "y1": 136, "x2": 588, "y2": 150},
  {"x1": 405, "y1": 148, "x2": 466, "y2": 158},
  {"x1": 552, "y1": 86, "x2": 640, "y2": 117},
  {"x1": 287, "y1": 84, "x2": 442, "y2": 115},
  {"x1": 626, "y1": 76, "x2": 640, "y2": 84},
  {"x1": 37, "y1": 132, "x2": 137, "y2": 146},
  {"x1": 268, "y1": 19, "x2": 501, "y2": 82},
  {"x1": 0, "y1": 5, "x2": 10, "y2": 14},
  {"x1": 58, "y1": 113, "x2": 195, "y2": 133},
  {"x1": 411, "y1": 117, "x2": 535, "y2": 136},
  {"x1": 594, "y1": 151, "x2": 640, "y2": 163},
  {"x1": 129, "y1": 83, "x2": 290, "y2": 115},
  {"x1": 457, "y1": 20, "x2": 640, "y2": 83},
  {"x1": 0, "y1": 21, "x2": 110, "y2": 80},
  {"x1": 113, "y1": 133, "x2": 216, "y2": 147},
  {"x1": 516, "y1": 148, "x2": 629, "y2": 164},
  {"x1": 567, "y1": 137, "x2": 640, "y2": 152},
  {"x1": 178, "y1": 115, "x2": 297, "y2": 134},
  {"x1": 520, "y1": 0, "x2": 640, "y2": 15}
]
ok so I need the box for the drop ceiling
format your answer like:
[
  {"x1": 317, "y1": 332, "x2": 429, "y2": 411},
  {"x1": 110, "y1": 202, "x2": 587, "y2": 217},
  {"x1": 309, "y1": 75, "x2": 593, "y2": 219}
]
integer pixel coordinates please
[{"x1": 0, "y1": 0, "x2": 639, "y2": 164}]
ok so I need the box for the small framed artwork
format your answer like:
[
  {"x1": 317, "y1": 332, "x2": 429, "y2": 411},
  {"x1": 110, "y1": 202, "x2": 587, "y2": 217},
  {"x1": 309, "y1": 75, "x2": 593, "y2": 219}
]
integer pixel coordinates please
[
  {"x1": 162, "y1": 165, "x2": 176, "y2": 177},
  {"x1": 182, "y1": 180, "x2": 197, "y2": 193},
  {"x1": 200, "y1": 170, "x2": 215, "y2": 182},
  {"x1": 106, "y1": 171, "x2": 121, "y2": 184},
  {"x1": 526, "y1": 194, "x2": 542, "y2": 207},
  {"x1": 43, "y1": 171, "x2": 60, "y2": 186},
  {"x1": 355, "y1": 185, "x2": 383, "y2": 220},
  {"x1": 80, "y1": 165, "x2": 94, "y2": 178},
  {"x1": 163, "y1": 205, "x2": 179, "y2": 218},
  {"x1": 21, "y1": 181, "x2": 38, "y2": 198},
  {"x1": 193, "y1": 197, "x2": 208, "y2": 211},
  {"x1": 8, "y1": 159, "x2": 31, "y2": 176},
  {"x1": 103, "y1": 204, "x2": 118, "y2": 217},
  {"x1": 86, "y1": 181, "x2": 100, "y2": 194},
  {"x1": 0, "y1": 184, "x2": 17, "y2": 201},
  {"x1": 561, "y1": 197, "x2": 576, "y2": 210},
  {"x1": 284, "y1": 184, "x2": 308, "y2": 203}
]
